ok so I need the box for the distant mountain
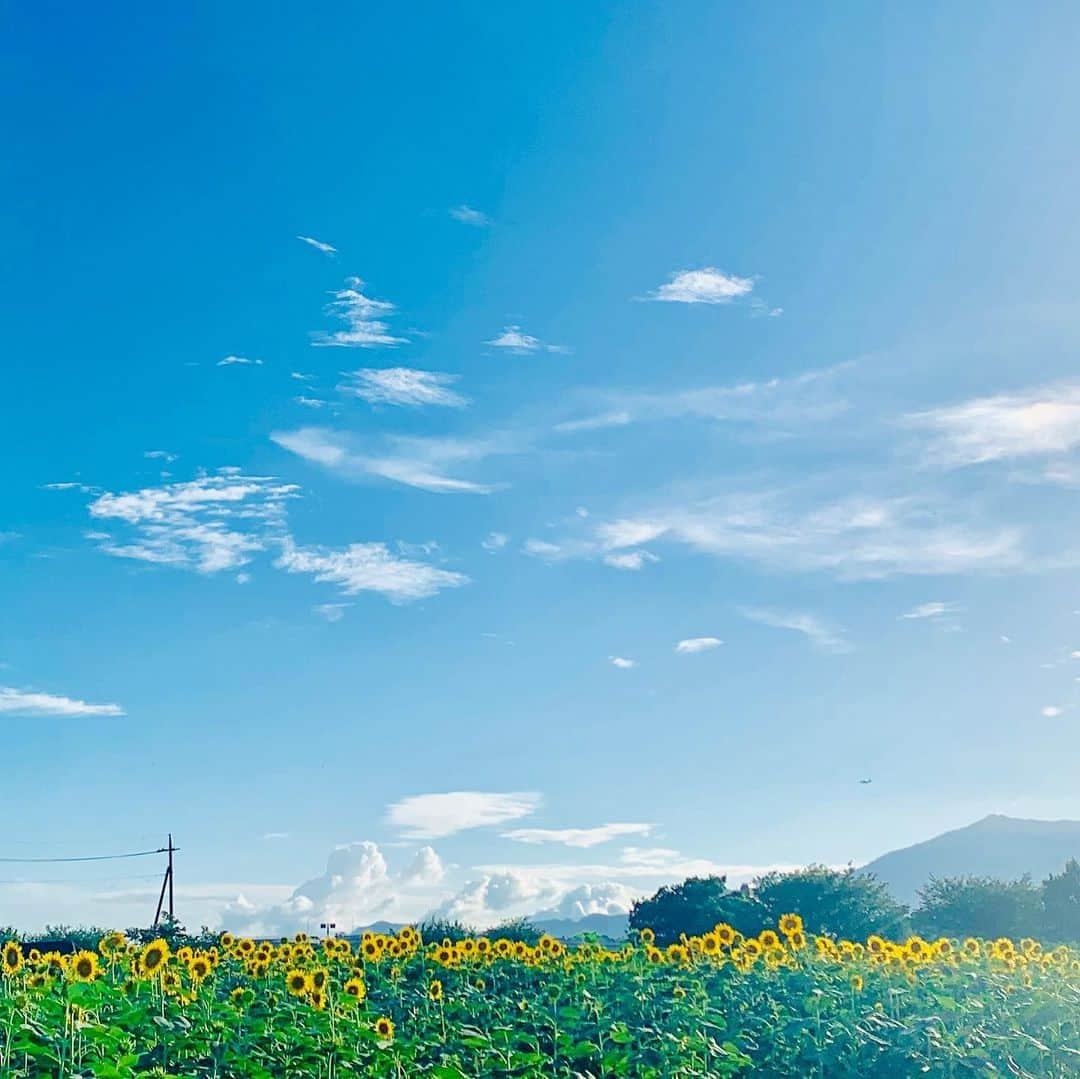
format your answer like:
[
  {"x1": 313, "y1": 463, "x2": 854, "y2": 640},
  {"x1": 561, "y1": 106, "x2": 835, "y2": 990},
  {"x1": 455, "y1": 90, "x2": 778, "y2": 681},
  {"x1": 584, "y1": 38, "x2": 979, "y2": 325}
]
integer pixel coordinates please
[{"x1": 863, "y1": 814, "x2": 1080, "y2": 905}]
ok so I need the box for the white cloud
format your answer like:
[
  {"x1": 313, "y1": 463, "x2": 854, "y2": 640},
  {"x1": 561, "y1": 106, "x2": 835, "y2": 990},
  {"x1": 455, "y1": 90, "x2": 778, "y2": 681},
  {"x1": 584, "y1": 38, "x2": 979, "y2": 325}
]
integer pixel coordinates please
[
  {"x1": 602, "y1": 550, "x2": 659, "y2": 571},
  {"x1": 501, "y1": 823, "x2": 653, "y2": 848},
  {"x1": 449, "y1": 205, "x2": 491, "y2": 227},
  {"x1": 276, "y1": 537, "x2": 468, "y2": 604},
  {"x1": 907, "y1": 381, "x2": 1080, "y2": 466},
  {"x1": 218, "y1": 355, "x2": 263, "y2": 367},
  {"x1": 537, "y1": 492, "x2": 1026, "y2": 581},
  {"x1": 313, "y1": 602, "x2": 349, "y2": 622},
  {"x1": 263, "y1": 832, "x2": 290, "y2": 841},
  {"x1": 486, "y1": 325, "x2": 567, "y2": 355},
  {"x1": 675, "y1": 637, "x2": 723, "y2": 654},
  {"x1": 387, "y1": 791, "x2": 542, "y2": 839},
  {"x1": 222, "y1": 841, "x2": 446, "y2": 936},
  {"x1": 87, "y1": 472, "x2": 298, "y2": 574},
  {"x1": 554, "y1": 365, "x2": 849, "y2": 434},
  {"x1": 554, "y1": 412, "x2": 633, "y2": 434},
  {"x1": 647, "y1": 267, "x2": 754, "y2": 304},
  {"x1": 609, "y1": 656, "x2": 636, "y2": 669},
  {"x1": 482, "y1": 531, "x2": 508, "y2": 552},
  {"x1": 900, "y1": 601, "x2": 959, "y2": 620},
  {"x1": 1043, "y1": 706, "x2": 1063, "y2": 718},
  {"x1": 271, "y1": 427, "x2": 504, "y2": 495},
  {"x1": 297, "y1": 235, "x2": 337, "y2": 255},
  {"x1": 294, "y1": 396, "x2": 326, "y2": 408},
  {"x1": 0, "y1": 687, "x2": 124, "y2": 717},
  {"x1": 144, "y1": 450, "x2": 177, "y2": 463},
  {"x1": 291, "y1": 371, "x2": 314, "y2": 382},
  {"x1": 338, "y1": 368, "x2": 468, "y2": 408},
  {"x1": 312, "y1": 277, "x2": 406, "y2": 348},
  {"x1": 738, "y1": 607, "x2": 851, "y2": 654}
]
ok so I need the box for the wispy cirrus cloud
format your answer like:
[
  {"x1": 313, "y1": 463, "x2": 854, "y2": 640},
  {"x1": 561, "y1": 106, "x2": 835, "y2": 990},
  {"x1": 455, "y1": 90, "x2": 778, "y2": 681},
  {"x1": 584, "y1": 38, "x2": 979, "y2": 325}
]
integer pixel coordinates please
[
  {"x1": 84, "y1": 471, "x2": 298, "y2": 574},
  {"x1": 387, "y1": 791, "x2": 541, "y2": 839},
  {"x1": 486, "y1": 326, "x2": 568, "y2": 355},
  {"x1": 218, "y1": 355, "x2": 263, "y2": 367},
  {"x1": 899, "y1": 601, "x2": 960, "y2": 621},
  {"x1": 527, "y1": 491, "x2": 1025, "y2": 581},
  {"x1": 312, "y1": 277, "x2": 406, "y2": 348},
  {"x1": 906, "y1": 380, "x2": 1080, "y2": 467},
  {"x1": 297, "y1": 235, "x2": 337, "y2": 255},
  {"x1": 0, "y1": 687, "x2": 124, "y2": 717},
  {"x1": 738, "y1": 607, "x2": 850, "y2": 654},
  {"x1": 675, "y1": 637, "x2": 723, "y2": 654},
  {"x1": 276, "y1": 537, "x2": 468, "y2": 604},
  {"x1": 647, "y1": 267, "x2": 754, "y2": 304},
  {"x1": 271, "y1": 427, "x2": 507, "y2": 495},
  {"x1": 501, "y1": 823, "x2": 653, "y2": 848},
  {"x1": 449, "y1": 205, "x2": 491, "y2": 227},
  {"x1": 554, "y1": 366, "x2": 848, "y2": 435},
  {"x1": 337, "y1": 368, "x2": 468, "y2": 408}
]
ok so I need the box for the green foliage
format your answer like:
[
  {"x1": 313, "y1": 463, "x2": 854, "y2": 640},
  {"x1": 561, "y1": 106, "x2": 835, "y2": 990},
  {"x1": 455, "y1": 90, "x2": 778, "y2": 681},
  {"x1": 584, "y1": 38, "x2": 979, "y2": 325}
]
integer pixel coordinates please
[
  {"x1": 487, "y1": 917, "x2": 542, "y2": 944},
  {"x1": 1041, "y1": 858, "x2": 1080, "y2": 943},
  {"x1": 752, "y1": 865, "x2": 909, "y2": 940},
  {"x1": 629, "y1": 876, "x2": 762, "y2": 946},
  {"x1": 33, "y1": 924, "x2": 112, "y2": 950},
  {"x1": 914, "y1": 874, "x2": 1042, "y2": 939},
  {"x1": 417, "y1": 917, "x2": 477, "y2": 945}
]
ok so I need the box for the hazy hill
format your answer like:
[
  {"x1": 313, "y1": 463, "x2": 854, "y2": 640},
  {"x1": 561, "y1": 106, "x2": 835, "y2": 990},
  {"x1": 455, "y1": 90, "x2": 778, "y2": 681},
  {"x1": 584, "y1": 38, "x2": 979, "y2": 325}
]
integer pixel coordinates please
[{"x1": 863, "y1": 814, "x2": 1080, "y2": 905}]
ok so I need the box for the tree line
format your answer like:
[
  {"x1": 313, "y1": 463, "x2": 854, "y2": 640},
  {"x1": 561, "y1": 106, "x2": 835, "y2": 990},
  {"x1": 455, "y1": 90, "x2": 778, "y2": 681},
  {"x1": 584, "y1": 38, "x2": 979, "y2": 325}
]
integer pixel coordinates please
[{"x1": 627, "y1": 860, "x2": 1080, "y2": 947}]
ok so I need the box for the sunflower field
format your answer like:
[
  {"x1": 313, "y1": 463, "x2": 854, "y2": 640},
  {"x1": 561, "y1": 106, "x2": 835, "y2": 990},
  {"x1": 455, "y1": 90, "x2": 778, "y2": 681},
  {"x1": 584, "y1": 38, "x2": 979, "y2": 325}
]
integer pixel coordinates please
[{"x1": 3, "y1": 917, "x2": 1080, "y2": 1077}]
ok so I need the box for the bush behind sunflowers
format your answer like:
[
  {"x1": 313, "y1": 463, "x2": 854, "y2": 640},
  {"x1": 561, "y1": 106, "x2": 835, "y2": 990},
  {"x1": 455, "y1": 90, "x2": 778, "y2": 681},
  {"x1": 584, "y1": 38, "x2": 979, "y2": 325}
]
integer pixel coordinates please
[{"x1": 2, "y1": 915, "x2": 1080, "y2": 1077}]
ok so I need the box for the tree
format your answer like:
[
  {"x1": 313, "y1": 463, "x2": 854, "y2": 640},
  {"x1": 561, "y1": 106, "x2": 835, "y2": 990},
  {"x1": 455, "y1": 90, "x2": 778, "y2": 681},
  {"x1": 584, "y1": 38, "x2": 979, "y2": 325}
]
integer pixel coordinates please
[
  {"x1": 416, "y1": 918, "x2": 476, "y2": 945},
  {"x1": 488, "y1": 917, "x2": 542, "y2": 945},
  {"x1": 913, "y1": 875, "x2": 1041, "y2": 939},
  {"x1": 629, "y1": 876, "x2": 763, "y2": 946},
  {"x1": 752, "y1": 866, "x2": 908, "y2": 941},
  {"x1": 1041, "y1": 859, "x2": 1080, "y2": 942}
]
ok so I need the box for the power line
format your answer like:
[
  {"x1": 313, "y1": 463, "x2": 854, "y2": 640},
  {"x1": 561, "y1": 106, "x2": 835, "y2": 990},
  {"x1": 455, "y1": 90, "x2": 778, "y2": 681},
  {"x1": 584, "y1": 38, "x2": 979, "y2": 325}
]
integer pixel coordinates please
[{"x1": 0, "y1": 848, "x2": 169, "y2": 864}]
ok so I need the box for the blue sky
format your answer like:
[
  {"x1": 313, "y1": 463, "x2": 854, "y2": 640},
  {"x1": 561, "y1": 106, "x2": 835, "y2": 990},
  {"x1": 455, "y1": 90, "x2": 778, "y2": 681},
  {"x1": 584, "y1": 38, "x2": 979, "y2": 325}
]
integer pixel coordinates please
[{"x1": 4, "y1": 3, "x2": 1080, "y2": 933}]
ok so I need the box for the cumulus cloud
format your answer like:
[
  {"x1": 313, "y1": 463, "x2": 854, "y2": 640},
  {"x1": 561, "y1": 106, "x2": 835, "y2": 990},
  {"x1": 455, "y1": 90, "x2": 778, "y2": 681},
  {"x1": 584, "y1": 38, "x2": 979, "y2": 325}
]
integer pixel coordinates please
[
  {"x1": 647, "y1": 267, "x2": 754, "y2": 304},
  {"x1": 449, "y1": 205, "x2": 491, "y2": 227},
  {"x1": 0, "y1": 687, "x2": 124, "y2": 717},
  {"x1": 501, "y1": 823, "x2": 653, "y2": 848},
  {"x1": 1043, "y1": 705, "x2": 1064, "y2": 718},
  {"x1": 297, "y1": 235, "x2": 337, "y2": 255},
  {"x1": 907, "y1": 381, "x2": 1080, "y2": 467},
  {"x1": 482, "y1": 532, "x2": 508, "y2": 553},
  {"x1": 738, "y1": 607, "x2": 850, "y2": 654},
  {"x1": 86, "y1": 472, "x2": 298, "y2": 574},
  {"x1": 675, "y1": 637, "x2": 723, "y2": 654},
  {"x1": 387, "y1": 791, "x2": 542, "y2": 839},
  {"x1": 271, "y1": 427, "x2": 506, "y2": 495},
  {"x1": 312, "y1": 277, "x2": 406, "y2": 348},
  {"x1": 222, "y1": 842, "x2": 445, "y2": 936},
  {"x1": 609, "y1": 656, "x2": 636, "y2": 669},
  {"x1": 276, "y1": 537, "x2": 468, "y2": 604},
  {"x1": 486, "y1": 326, "x2": 568, "y2": 355},
  {"x1": 338, "y1": 368, "x2": 468, "y2": 408}
]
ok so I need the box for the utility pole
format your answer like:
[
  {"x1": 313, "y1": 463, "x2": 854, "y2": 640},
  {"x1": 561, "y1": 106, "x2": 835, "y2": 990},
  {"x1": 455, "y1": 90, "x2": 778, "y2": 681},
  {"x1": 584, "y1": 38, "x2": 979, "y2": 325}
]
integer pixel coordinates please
[{"x1": 153, "y1": 835, "x2": 179, "y2": 927}]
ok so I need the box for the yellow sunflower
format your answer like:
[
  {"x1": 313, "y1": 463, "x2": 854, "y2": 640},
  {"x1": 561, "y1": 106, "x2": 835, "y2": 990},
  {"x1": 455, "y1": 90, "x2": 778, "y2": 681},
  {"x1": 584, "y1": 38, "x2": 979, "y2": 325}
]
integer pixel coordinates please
[
  {"x1": 285, "y1": 969, "x2": 309, "y2": 997},
  {"x1": 428, "y1": 978, "x2": 444, "y2": 1002},
  {"x1": 778, "y1": 914, "x2": 803, "y2": 937},
  {"x1": 1, "y1": 941, "x2": 23, "y2": 977},
  {"x1": 139, "y1": 939, "x2": 170, "y2": 976},
  {"x1": 344, "y1": 976, "x2": 366, "y2": 1000},
  {"x1": 70, "y1": 951, "x2": 100, "y2": 983},
  {"x1": 374, "y1": 1016, "x2": 395, "y2": 1041}
]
